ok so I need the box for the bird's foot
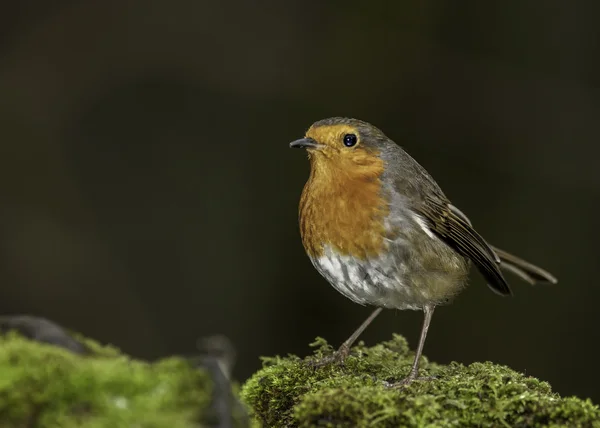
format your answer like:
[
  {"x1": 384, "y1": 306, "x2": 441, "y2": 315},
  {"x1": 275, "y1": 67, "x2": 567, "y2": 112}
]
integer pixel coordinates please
[
  {"x1": 385, "y1": 372, "x2": 437, "y2": 389},
  {"x1": 307, "y1": 343, "x2": 351, "y2": 368}
]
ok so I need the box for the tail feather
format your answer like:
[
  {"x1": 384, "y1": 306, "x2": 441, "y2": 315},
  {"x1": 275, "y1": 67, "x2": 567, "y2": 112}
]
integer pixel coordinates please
[{"x1": 491, "y1": 246, "x2": 558, "y2": 285}]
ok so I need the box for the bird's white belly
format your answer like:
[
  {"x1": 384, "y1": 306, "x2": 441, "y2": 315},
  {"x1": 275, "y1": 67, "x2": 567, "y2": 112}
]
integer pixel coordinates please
[{"x1": 311, "y1": 245, "x2": 425, "y2": 310}]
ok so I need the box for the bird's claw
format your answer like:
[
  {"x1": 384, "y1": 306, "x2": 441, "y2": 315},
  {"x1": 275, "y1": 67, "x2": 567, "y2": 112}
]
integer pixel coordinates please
[
  {"x1": 307, "y1": 344, "x2": 351, "y2": 368},
  {"x1": 385, "y1": 374, "x2": 437, "y2": 389}
]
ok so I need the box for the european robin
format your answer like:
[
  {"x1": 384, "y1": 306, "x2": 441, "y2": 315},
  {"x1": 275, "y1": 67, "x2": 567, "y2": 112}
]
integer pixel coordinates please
[{"x1": 290, "y1": 117, "x2": 557, "y2": 387}]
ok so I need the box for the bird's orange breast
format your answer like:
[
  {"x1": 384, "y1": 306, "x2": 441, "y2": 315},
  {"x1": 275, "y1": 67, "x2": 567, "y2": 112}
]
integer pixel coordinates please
[{"x1": 298, "y1": 151, "x2": 389, "y2": 260}]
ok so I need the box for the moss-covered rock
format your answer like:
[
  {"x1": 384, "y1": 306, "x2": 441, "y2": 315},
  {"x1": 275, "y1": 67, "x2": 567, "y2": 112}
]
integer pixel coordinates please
[
  {"x1": 0, "y1": 330, "x2": 229, "y2": 427},
  {"x1": 241, "y1": 335, "x2": 600, "y2": 427}
]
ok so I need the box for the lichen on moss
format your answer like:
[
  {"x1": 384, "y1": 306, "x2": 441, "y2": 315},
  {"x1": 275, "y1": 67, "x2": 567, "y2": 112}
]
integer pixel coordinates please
[
  {"x1": 241, "y1": 335, "x2": 600, "y2": 427},
  {"x1": 0, "y1": 331, "x2": 212, "y2": 427}
]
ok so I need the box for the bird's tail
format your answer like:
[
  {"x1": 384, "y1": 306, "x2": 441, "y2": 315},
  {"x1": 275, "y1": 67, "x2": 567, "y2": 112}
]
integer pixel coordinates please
[{"x1": 491, "y1": 246, "x2": 557, "y2": 285}]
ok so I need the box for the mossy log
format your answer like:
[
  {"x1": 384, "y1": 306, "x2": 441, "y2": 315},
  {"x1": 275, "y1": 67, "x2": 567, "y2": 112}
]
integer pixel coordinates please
[
  {"x1": 241, "y1": 335, "x2": 600, "y2": 427},
  {"x1": 2, "y1": 317, "x2": 597, "y2": 427}
]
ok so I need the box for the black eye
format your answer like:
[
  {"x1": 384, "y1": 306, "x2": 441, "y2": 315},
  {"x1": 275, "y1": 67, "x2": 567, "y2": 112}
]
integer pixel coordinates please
[{"x1": 343, "y1": 133, "x2": 357, "y2": 147}]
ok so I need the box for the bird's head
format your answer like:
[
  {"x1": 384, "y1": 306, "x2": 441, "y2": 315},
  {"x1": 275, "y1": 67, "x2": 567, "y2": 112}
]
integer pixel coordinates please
[{"x1": 290, "y1": 117, "x2": 390, "y2": 179}]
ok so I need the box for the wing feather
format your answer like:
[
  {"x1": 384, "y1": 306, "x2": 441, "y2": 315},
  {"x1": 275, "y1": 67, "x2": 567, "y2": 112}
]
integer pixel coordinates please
[{"x1": 417, "y1": 197, "x2": 512, "y2": 296}]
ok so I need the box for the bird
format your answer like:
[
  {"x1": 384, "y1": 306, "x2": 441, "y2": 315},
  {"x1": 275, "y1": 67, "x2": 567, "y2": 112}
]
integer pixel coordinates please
[{"x1": 289, "y1": 117, "x2": 557, "y2": 387}]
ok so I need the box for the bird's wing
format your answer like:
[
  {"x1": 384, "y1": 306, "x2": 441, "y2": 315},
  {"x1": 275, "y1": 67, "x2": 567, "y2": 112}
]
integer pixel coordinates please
[{"x1": 416, "y1": 196, "x2": 512, "y2": 296}]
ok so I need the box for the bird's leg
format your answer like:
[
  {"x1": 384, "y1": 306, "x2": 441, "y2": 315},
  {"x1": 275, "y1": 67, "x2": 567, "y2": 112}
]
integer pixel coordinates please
[
  {"x1": 310, "y1": 307, "x2": 383, "y2": 367},
  {"x1": 336, "y1": 307, "x2": 383, "y2": 359},
  {"x1": 389, "y1": 304, "x2": 436, "y2": 388}
]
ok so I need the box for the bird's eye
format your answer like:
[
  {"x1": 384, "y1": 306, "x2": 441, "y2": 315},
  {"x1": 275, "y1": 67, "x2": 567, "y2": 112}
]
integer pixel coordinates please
[{"x1": 343, "y1": 134, "x2": 357, "y2": 147}]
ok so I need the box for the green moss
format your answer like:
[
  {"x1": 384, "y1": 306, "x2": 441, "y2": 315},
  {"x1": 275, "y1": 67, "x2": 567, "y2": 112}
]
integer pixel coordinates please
[
  {"x1": 241, "y1": 335, "x2": 600, "y2": 427},
  {"x1": 0, "y1": 331, "x2": 212, "y2": 427}
]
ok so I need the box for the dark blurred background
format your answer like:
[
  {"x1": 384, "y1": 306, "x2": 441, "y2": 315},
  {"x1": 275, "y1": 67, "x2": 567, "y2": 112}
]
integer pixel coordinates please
[{"x1": 1, "y1": 0, "x2": 598, "y2": 402}]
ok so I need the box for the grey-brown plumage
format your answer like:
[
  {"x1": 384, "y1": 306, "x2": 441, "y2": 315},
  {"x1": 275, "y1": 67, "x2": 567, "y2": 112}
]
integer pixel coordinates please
[{"x1": 377, "y1": 126, "x2": 555, "y2": 296}]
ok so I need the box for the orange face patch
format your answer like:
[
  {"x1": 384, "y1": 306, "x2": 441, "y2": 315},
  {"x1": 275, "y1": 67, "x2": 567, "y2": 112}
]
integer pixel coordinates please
[
  {"x1": 305, "y1": 124, "x2": 360, "y2": 149},
  {"x1": 298, "y1": 125, "x2": 388, "y2": 259}
]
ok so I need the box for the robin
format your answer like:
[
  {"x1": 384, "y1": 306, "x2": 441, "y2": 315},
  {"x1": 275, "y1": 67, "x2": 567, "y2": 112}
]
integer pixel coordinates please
[{"x1": 290, "y1": 117, "x2": 557, "y2": 387}]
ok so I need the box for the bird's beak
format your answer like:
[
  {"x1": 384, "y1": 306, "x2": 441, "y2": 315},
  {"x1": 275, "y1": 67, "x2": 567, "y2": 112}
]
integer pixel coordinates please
[{"x1": 289, "y1": 137, "x2": 322, "y2": 150}]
